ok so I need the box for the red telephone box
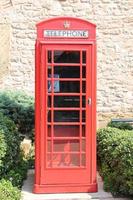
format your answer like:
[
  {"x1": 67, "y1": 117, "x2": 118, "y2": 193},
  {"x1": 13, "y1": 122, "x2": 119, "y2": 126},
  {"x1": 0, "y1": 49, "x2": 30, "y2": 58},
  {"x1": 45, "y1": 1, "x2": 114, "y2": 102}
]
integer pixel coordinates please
[{"x1": 34, "y1": 17, "x2": 97, "y2": 193}]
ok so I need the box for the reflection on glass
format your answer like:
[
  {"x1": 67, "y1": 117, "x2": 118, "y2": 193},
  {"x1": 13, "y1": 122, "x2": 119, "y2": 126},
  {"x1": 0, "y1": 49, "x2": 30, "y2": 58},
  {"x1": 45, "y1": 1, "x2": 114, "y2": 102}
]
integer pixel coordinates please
[
  {"x1": 51, "y1": 153, "x2": 80, "y2": 167},
  {"x1": 54, "y1": 110, "x2": 79, "y2": 122},
  {"x1": 53, "y1": 140, "x2": 80, "y2": 152},
  {"x1": 48, "y1": 76, "x2": 60, "y2": 93},
  {"x1": 54, "y1": 51, "x2": 80, "y2": 63}
]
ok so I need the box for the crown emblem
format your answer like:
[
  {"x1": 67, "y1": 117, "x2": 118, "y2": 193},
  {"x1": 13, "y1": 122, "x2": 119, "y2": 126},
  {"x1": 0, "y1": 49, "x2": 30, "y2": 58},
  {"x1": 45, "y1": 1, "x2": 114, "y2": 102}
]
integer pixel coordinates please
[{"x1": 64, "y1": 21, "x2": 70, "y2": 29}]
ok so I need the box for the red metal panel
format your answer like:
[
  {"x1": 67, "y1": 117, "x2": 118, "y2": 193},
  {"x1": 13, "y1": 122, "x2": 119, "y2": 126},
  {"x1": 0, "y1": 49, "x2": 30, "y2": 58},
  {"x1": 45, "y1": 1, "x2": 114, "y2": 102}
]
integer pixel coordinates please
[
  {"x1": 35, "y1": 41, "x2": 41, "y2": 185},
  {"x1": 36, "y1": 17, "x2": 96, "y2": 42}
]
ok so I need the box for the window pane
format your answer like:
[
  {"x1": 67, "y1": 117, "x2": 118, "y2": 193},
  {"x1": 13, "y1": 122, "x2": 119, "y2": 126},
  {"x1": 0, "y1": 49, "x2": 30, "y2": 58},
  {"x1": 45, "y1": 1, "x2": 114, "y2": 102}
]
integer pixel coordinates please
[
  {"x1": 82, "y1": 110, "x2": 85, "y2": 122},
  {"x1": 52, "y1": 153, "x2": 80, "y2": 167},
  {"x1": 82, "y1": 139, "x2": 86, "y2": 152},
  {"x1": 82, "y1": 125, "x2": 85, "y2": 137},
  {"x1": 82, "y1": 66, "x2": 86, "y2": 78},
  {"x1": 54, "y1": 110, "x2": 79, "y2": 122},
  {"x1": 81, "y1": 154, "x2": 86, "y2": 166},
  {"x1": 48, "y1": 110, "x2": 51, "y2": 122},
  {"x1": 47, "y1": 140, "x2": 51, "y2": 152},
  {"x1": 48, "y1": 67, "x2": 51, "y2": 77},
  {"x1": 54, "y1": 96, "x2": 80, "y2": 108},
  {"x1": 48, "y1": 96, "x2": 51, "y2": 107},
  {"x1": 54, "y1": 125, "x2": 79, "y2": 137},
  {"x1": 82, "y1": 51, "x2": 86, "y2": 64},
  {"x1": 48, "y1": 125, "x2": 51, "y2": 137},
  {"x1": 82, "y1": 96, "x2": 86, "y2": 107},
  {"x1": 54, "y1": 51, "x2": 80, "y2": 63},
  {"x1": 82, "y1": 81, "x2": 86, "y2": 93},
  {"x1": 54, "y1": 66, "x2": 80, "y2": 78},
  {"x1": 55, "y1": 81, "x2": 80, "y2": 93},
  {"x1": 47, "y1": 154, "x2": 52, "y2": 167},
  {"x1": 53, "y1": 140, "x2": 80, "y2": 152},
  {"x1": 47, "y1": 51, "x2": 52, "y2": 63}
]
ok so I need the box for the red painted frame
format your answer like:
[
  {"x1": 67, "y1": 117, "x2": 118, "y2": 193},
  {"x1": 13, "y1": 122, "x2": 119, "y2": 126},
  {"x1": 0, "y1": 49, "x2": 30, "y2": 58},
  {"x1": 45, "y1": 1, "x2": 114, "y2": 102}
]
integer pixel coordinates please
[{"x1": 34, "y1": 17, "x2": 97, "y2": 193}]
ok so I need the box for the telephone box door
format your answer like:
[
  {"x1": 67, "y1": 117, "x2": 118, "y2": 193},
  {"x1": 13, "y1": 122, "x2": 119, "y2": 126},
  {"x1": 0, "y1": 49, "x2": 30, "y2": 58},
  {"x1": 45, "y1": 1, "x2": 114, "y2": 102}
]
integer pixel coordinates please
[{"x1": 39, "y1": 44, "x2": 94, "y2": 190}]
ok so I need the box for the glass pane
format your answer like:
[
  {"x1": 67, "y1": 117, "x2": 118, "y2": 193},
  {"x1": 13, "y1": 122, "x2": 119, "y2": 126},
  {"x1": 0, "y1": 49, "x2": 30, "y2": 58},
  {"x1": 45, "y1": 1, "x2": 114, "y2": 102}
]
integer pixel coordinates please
[
  {"x1": 48, "y1": 125, "x2": 51, "y2": 137},
  {"x1": 54, "y1": 96, "x2": 80, "y2": 108},
  {"x1": 48, "y1": 110, "x2": 51, "y2": 122},
  {"x1": 82, "y1": 125, "x2": 85, "y2": 137},
  {"x1": 48, "y1": 51, "x2": 52, "y2": 63},
  {"x1": 82, "y1": 96, "x2": 86, "y2": 107},
  {"x1": 47, "y1": 140, "x2": 51, "y2": 152},
  {"x1": 54, "y1": 110, "x2": 79, "y2": 122},
  {"x1": 53, "y1": 140, "x2": 80, "y2": 152},
  {"x1": 48, "y1": 96, "x2": 51, "y2": 107},
  {"x1": 47, "y1": 154, "x2": 52, "y2": 167},
  {"x1": 48, "y1": 80, "x2": 52, "y2": 93},
  {"x1": 82, "y1": 66, "x2": 86, "y2": 78},
  {"x1": 48, "y1": 78, "x2": 60, "y2": 93},
  {"x1": 52, "y1": 153, "x2": 80, "y2": 167},
  {"x1": 81, "y1": 154, "x2": 86, "y2": 166},
  {"x1": 82, "y1": 81, "x2": 86, "y2": 93},
  {"x1": 48, "y1": 67, "x2": 51, "y2": 77},
  {"x1": 54, "y1": 66, "x2": 80, "y2": 78},
  {"x1": 54, "y1": 51, "x2": 80, "y2": 63},
  {"x1": 82, "y1": 139, "x2": 86, "y2": 152},
  {"x1": 55, "y1": 81, "x2": 80, "y2": 93},
  {"x1": 82, "y1": 51, "x2": 86, "y2": 64},
  {"x1": 82, "y1": 110, "x2": 85, "y2": 122},
  {"x1": 54, "y1": 125, "x2": 79, "y2": 137}
]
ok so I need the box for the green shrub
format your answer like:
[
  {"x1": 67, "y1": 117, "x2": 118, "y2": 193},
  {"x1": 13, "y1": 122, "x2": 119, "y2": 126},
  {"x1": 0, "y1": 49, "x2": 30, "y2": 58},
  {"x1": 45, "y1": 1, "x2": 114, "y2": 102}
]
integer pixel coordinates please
[
  {"x1": 4, "y1": 158, "x2": 29, "y2": 188},
  {"x1": 0, "y1": 112, "x2": 21, "y2": 177},
  {"x1": 0, "y1": 129, "x2": 7, "y2": 166},
  {"x1": 0, "y1": 179, "x2": 21, "y2": 200},
  {"x1": 97, "y1": 127, "x2": 133, "y2": 197},
  {"x1": 108, "y1": 121, "x2": 133, "y2": 130},
  {"x1": 0, "y1": 91, "x2": 34, "y2": 140}
]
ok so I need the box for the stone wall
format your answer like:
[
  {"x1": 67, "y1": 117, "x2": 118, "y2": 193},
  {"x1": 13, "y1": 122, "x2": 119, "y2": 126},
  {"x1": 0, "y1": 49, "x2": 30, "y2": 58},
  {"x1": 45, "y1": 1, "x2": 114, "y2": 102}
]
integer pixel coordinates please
[{"x1": 0, "y1": 0, "x2": 133, "y2": 126}]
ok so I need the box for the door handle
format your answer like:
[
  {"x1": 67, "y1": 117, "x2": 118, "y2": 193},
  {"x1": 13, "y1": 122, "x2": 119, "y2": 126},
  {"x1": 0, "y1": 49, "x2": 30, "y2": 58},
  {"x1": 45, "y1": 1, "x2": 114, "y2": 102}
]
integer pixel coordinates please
[{"x1": 87, "y1": 98, "x2": 91, "y2": 105}]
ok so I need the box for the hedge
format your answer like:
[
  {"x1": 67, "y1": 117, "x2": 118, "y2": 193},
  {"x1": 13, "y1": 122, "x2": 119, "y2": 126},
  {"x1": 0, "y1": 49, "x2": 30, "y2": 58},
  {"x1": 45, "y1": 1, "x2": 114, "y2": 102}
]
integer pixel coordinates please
[
  {"x1": 97, "y1": 127, "x2": 133, "y2": 197},
  {"x1": 0, "y1": 112, "x2": 29, "y2": 200},
  {"x1": 108, "y1": 121, "x2": 133, "y2": 130},
  {"x1": 0, "y1": 91, "x2": 34, "y2": 141},
  {"x1": 0, "y1": 112, "x2": 21, "y2": 176}
]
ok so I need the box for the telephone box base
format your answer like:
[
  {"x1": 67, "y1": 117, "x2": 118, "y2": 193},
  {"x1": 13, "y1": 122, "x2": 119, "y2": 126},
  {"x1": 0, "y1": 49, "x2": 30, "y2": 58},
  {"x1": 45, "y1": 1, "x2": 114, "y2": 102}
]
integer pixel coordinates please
[{"x1": 33, "y1": 183, "x2": 98, "y2": 194}]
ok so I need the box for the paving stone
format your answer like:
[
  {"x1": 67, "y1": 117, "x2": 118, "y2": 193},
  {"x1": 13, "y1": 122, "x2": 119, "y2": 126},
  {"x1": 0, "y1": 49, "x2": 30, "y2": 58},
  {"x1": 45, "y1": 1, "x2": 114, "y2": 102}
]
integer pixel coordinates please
[{"x1": 21, "y1": 170, "x2": 131, "y2": 200}]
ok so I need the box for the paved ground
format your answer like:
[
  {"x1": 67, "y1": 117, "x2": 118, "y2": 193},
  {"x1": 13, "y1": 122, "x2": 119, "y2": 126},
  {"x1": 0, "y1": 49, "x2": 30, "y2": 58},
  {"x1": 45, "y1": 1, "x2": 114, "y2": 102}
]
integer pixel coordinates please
[{"x1": 21, "y1": 170, "x2": 130, "y2": 200}]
